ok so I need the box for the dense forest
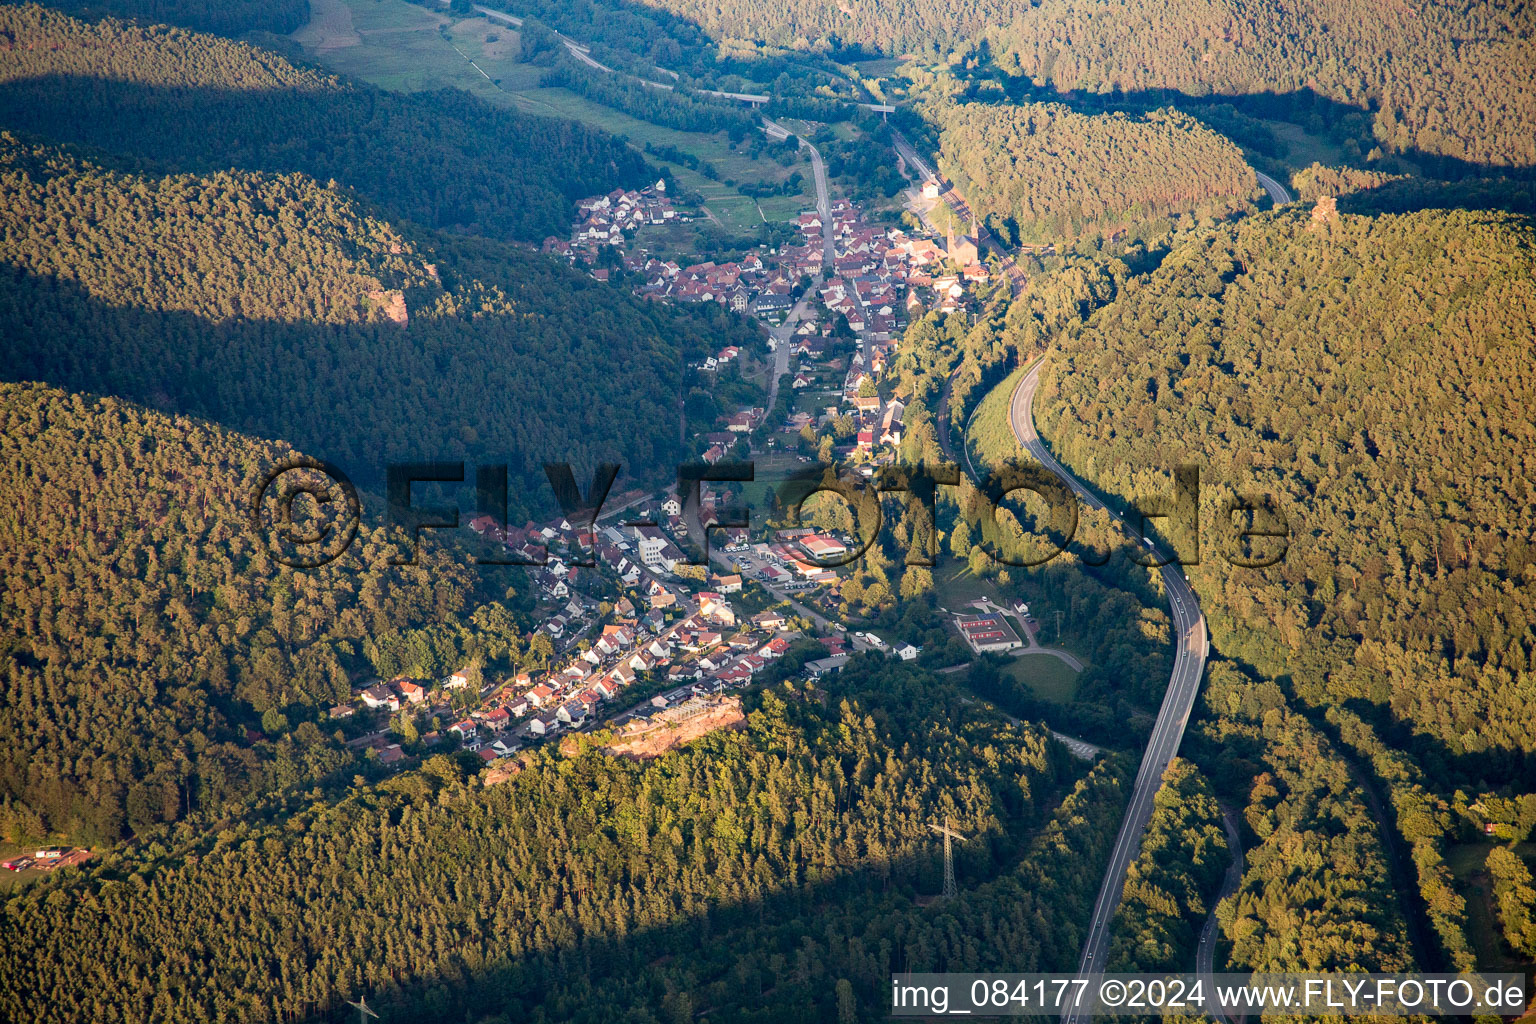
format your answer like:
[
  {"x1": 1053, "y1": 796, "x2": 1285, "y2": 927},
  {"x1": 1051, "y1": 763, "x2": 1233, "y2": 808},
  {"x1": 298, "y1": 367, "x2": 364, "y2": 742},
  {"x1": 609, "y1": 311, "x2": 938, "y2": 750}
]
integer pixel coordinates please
[
  {"x1": 1290, "y1": 161, "x2": 1408, "y2": 201},
  {"x1": 930, "y1": 99, "x2": 1256, "y2": 242},
  {"x1": 0, "y1": 4, "x2": 648, "y2": 243},
  {"x1": 1037, "y1": 205, "x2": 1536, "y2": 773},
  {"x1": 38, "y1": 0, "x2": 310, "y2": 35},
  {"x1": 1107, "y1": 759, "x2": 1227, "y2": 971},
  {"x1": 0, "y1": 135, "x2": 751, "y2": 500},
  {"x1": 586, "y1": 0, "x2": 1535, "y2": 169},
  {"x1": 988, "y1": 0, "x2": 1536, "y2": 170},
  {"x1": 1029, "y1": 203, "x2": 1536, "y2": 968},
  {"x1": 1193, "y1": 663, "x2": 1419, "y2": 972},
  {"x1": 0, "y1": 658, "x2": 1131, "y2": 1023},
  {"x1": 0, "y1": 381, "x2": 506, "y2": 845}
]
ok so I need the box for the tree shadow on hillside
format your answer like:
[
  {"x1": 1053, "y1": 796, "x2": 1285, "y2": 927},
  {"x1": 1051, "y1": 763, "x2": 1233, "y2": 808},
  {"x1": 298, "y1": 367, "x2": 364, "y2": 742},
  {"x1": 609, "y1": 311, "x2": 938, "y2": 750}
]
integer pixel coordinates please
[
  {"x1": 941, "y1": 39, "x2": 1536, "y2": 184},
  {"x1": 285, "y1": 755, "x2": 1122, "y2": 1023},
  {"x1": 0, "y1": 265, "x2": 688, "y2": 503},
  {"x1": 0, "y1": 73, "x2": 646, "y2": 243}
]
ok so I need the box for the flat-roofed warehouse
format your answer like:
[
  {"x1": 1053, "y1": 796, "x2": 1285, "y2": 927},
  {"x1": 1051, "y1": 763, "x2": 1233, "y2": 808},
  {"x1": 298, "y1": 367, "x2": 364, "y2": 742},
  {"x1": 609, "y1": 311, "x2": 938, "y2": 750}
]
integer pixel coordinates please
[{"x1": 955, "y1": 614, "x2": 1023, "y2": 653}]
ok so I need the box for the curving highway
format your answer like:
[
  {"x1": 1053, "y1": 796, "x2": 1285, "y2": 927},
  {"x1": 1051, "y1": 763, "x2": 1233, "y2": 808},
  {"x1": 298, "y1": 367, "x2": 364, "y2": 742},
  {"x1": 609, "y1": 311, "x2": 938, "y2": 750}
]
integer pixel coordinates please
[
  {"x1": 1006, "y1": 362, "x2": 1209, "y2": 1024},
  {"x1": 1253, "y1": 169, "x2": 1293, "y2": 206},
  {"x1": 457, "y1": 7, "x2": 1230, "y2": 986}
]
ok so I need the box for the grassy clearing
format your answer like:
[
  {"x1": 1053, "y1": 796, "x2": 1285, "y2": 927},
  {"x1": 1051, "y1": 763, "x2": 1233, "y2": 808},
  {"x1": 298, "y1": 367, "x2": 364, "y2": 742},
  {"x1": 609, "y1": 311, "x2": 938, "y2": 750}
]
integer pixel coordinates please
[
  {"x1": 692, "y1": 190, "x2": 767, "y2": 233},
  {"x1": 1262, "y1": 119, "x2": 1352, "y2": 174},
  {"x1": 1002, "y1": 653, "x2": 1080, "y2": 703},
  {"x1": 1444, "y1": 841, "x2": 1536, "y2": 973},
  {"x1": 296, "y1": 0, "x2": 814, "y2": 223},
  {"x1": 629, "y1": 219, "x2": 715, "y2": 260},
  {"x1": 740, "y1": 472, "x2": 795, "y2": 515},
  {"x1": 847, "y1": 57, "x2": 903, "y2": 78},
  {"x1": 291, "y1": 0, "x2": 361, "y2": 51},
  {"x1": 758, "y1": 193, "x2": 810, "y2": 222},
  {"x1": 932, "y1": 563, "x2": 1000, "y2": 611},
  {"x1": 966, "y1": 364, "x2": 1026, "y2": 470},
  {"x1": 297, "y1": 0, "x2": 518, "y2": 99},
  {"x1": 793, "y1": 390, "x2": 833, "y2": 416}
]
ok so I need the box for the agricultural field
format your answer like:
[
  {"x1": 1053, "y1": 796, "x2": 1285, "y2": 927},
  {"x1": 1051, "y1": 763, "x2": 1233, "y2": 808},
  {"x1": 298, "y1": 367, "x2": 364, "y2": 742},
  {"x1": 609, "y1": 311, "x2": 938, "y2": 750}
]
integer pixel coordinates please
[
  {"x1": 293, "y1": 0, "x2": 540, "y2": 97},
  {"x1": 293, "y1": 0, "x2": 815, "y2": 228}
]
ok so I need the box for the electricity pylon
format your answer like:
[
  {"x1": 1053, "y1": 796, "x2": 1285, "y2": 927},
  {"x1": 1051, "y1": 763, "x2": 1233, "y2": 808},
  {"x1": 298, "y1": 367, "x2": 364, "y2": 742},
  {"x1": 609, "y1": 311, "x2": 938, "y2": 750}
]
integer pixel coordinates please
[
  {"x1": 346, "y1": 996, "x2": 380, "y2": 1024},
  {"x1": 928, "y1": 818, "x2": 967, "y2": 901}
]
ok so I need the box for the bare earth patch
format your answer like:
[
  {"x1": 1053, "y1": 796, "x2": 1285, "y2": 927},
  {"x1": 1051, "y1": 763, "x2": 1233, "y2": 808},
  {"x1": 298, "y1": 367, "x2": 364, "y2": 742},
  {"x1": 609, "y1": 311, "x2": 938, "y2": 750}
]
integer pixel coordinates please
[{"x1": 603, "y1": 697, "x2": 746, "y2": 759}]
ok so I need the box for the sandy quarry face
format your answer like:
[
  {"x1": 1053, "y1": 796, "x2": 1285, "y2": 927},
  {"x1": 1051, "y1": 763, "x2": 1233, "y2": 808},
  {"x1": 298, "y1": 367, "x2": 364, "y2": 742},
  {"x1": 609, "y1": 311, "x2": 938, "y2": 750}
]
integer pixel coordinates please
[{"x1": 603, "y1": 700, "x2": 747, "y2": 759}]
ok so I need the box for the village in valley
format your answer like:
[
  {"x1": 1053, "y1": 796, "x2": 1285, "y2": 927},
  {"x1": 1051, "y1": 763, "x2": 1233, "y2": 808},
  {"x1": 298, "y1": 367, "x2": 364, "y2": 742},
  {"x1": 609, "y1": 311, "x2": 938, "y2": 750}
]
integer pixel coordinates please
[
  {"x1": 541, "y1": 170, "x2": 994, "y2": 475},
  {"x1": 288, "y1": 147, "x2": 1020, "y2": 783},
  {"x1": 328, "y1": 502, "x2": 919, "y2": 780}
]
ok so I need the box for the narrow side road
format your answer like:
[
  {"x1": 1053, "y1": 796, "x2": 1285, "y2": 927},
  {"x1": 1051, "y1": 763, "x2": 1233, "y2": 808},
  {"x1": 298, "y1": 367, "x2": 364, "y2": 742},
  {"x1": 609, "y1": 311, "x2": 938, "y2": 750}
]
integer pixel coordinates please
[
  {"x1": 1197, "y1": 806, "x2": 1246, "y2": 1024},
  {"x1": 760, "y1": 114, "x2": 833, "y2": 408}
]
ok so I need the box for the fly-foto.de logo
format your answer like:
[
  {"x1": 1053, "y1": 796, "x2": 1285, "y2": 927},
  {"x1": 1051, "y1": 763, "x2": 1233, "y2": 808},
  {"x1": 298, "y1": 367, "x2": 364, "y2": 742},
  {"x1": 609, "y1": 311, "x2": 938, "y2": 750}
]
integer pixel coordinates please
[{"x1": 250, "y1": 459, "x2": 1290, "y2": 571}]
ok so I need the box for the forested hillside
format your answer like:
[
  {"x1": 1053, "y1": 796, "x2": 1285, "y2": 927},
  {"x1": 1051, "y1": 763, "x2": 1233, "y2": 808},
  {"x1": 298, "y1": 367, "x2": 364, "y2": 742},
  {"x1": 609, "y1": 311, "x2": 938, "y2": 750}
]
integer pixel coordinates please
[
  {"x1": 589, "y1": 0, "x2": 1533, "y2": 169},
  {"x1": 1195, "y1": 663, "x2": 1419, "y2": 971},
  {"x1": 931, "y1": 100, "x2": 1256, "y2": 242},
  {"x1": 1036, "y1": 206, "x2": 1536, "y2": 773},
  {"x1": 0, "y1": 381, "x2": 500, "y2": 845},
  {"x1": 38, "y1": 0, "x2": 310, "y2": 35},
  {"x1": 0, "y1": 659, "x2": 1126, "y2": 1023},
  {"x1": 989, "y1": 0, "x2": 1536, "y2": 169},
  {"x1": 0, "y1": 134, "x2": 749, "y2": 498},
  {"x1": 1108, "y1": 759, "x2": 1227, "y2": 970},
  {"x1": 0, "y1": 4, "x2": 647, "y2": 242}
]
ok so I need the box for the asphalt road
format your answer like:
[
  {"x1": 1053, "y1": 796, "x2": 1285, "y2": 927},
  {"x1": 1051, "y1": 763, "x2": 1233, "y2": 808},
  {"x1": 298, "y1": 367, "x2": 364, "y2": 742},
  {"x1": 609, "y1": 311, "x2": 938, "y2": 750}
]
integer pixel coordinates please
[
  {"x1": 764, "y1": 116, "x2": 882, "y2": 374},
  {"x1": 763, "y1": 292, "x2": 812, "y2": 414},
  {"x1": 760, "y1": 115, "x2": 832, "y2": 406},
  {"x1": 1253, "y1": 169, "x2": 1293, "y2": 205},
  {"x1": 764, "y1": 116, "x2": 834, "y2": 268},
  {"x1": 1197, "y1": 807, "x2": 1246, "y2": 1024},
  {"x1": 1006, "y1": 362, "x2": 1209, "y2": 1024}
]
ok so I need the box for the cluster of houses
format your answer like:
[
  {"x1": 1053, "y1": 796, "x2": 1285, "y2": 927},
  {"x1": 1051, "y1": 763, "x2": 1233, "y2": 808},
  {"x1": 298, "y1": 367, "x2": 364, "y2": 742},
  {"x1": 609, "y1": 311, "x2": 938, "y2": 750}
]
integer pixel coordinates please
[
  {"x1": 489, "y1": 590, "x2": 800, "y2": 744},
  {"x1": 546, "y1": 183, "x2": 984, "y2": 339},
  {"x1": 644, "y1": 251, "x2": 805, "y2": 315},
  {"x1": 732, "y1": 529, "x2": 851, "y2": 588},
  {"x1": 333, "y1": 665, "x2": 485, "y2": 766},
  {"x1": 544, "y1": 181, "x2": 682, "y2": 263},
  {"x1": 545, "y1": 181, "x2": 818, "y2": 318},
  {"x1": 801, "y1": 197, "x2": 988, "y2": 335}
]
